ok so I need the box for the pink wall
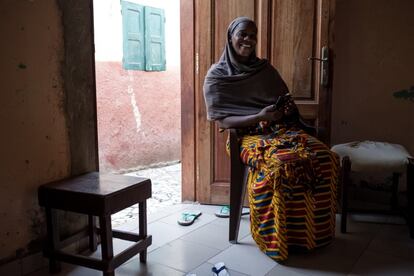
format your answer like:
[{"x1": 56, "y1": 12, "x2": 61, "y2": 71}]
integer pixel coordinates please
[{"x1": 96, "y1": 62, "x2": 181, "y2": 172}]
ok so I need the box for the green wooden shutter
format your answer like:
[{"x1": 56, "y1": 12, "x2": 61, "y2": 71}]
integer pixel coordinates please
[
  {"x1": 122, "y1": 1, "x2": 145, "y2": 70},
  {"x1": 144, "y1": 7, "x2": 166, "y2": 71}
]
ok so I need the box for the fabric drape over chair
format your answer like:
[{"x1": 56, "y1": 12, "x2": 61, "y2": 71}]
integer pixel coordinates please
[{"x1": 228, "y1": 125, "x2": 339, "y2": 262}]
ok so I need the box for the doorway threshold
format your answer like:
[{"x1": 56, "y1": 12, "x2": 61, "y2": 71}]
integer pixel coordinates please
[{"x1": 111, "y1": 163, "x2": 182, "y2": 227}]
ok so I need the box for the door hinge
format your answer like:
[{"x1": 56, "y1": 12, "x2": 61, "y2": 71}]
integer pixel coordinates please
[{"x1": 195, "y1": 53, "x2": 199, "y2": 75}]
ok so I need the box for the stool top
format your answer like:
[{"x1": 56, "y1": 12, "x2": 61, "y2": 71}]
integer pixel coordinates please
[
  {"x1": 40, "y1": 172, "x2": 150, "y2": 196},
  {"x1": 331, "y1": 141, "x2": 412, "y2": 173},
  {"x1": 38, "y1": 172, "x2": 152, "y2": 215}
]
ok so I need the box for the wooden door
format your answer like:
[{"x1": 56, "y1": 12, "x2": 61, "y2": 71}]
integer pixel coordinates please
[
  {"x1": 181, "y1": 0, "x2": 335, "y2": 204},
  {"x1": 270, "y1": 0, "x2": 335, "y2": 143}
]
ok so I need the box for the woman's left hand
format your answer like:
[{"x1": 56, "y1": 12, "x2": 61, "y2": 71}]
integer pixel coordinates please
[{"x1": 257, "y1": 104, "x2": 284, "y2": 122}]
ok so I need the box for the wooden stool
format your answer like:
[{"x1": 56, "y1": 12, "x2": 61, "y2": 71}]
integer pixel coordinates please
[
  {"x1": 331, "y1": 141, "x2": 413, "y2": 238},
  {"x1": 38, "y1": 172, "x2": 152, "y2": 276}
]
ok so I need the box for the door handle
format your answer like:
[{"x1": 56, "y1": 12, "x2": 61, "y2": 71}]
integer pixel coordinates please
[{"x1": 308, "y1": 46, "x2": 329, "y2": 87}]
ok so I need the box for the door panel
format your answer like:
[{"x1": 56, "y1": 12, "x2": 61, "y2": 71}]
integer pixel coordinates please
[
  {"x1": 271, "y1": 0, "x2": 316, "y2": 99},
  {"x1": 182, "y1": 0, "x2": 335, "y2": 204},
  {"x1": 214, "y1": 0, "x2": 256, "y2": 61},
  {"x1": 180, "y1": 0, "x2": 195, "y2": 201},
  {"x1": 212, "y1": 2, "x2": 256, "y2": 196},
  {"x1": 212, "y1": 1, "x2": 257, "y2": 203},
  {"x1": 214, "y1": 126, "x2": 230, "y2": 183},
  {"x1": 194, "y1": 0, "x2": 213, "y2": 203}
]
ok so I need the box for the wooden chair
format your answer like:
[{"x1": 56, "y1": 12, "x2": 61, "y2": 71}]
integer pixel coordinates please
[{"x1": 228, "y1": 119, "x2": 317, "y2": 243}]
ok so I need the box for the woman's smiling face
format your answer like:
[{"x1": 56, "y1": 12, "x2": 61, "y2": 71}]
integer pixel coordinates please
[{"x1": 230, "y1": 21, "x2": 257, "y2": 61}]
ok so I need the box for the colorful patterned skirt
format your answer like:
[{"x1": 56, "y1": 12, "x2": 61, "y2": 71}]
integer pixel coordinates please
[{"x1": 239, "y1": 127, "x2": 339, "y2": 262}]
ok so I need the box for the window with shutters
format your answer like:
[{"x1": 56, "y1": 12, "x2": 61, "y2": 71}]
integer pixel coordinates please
[{"x1": 121, "y1": 1, "x2": 166, "y2": 71}]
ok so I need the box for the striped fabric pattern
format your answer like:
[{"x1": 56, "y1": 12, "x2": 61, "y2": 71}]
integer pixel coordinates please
[{"x1": 239, "y1": 128, "x2": 339, "y2": 262}]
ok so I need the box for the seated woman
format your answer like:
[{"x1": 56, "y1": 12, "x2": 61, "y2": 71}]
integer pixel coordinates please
[{"x1": 203, "y1": 17, "x2": 339, "y2": 262}]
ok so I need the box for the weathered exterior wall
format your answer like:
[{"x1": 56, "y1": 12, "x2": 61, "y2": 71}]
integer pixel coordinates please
[
  {"x1": 0, "y1": 0, "x2": 70, "y2": 261},
  {"x1": 331, "y1": 0, "x2": 414, "y2": 154},
  {"x1": 96, "y1": 63, "x2": 181, "y2": 172},
  {"x1": 94, "y1": 0, "x2": 181, "y2": 172}
]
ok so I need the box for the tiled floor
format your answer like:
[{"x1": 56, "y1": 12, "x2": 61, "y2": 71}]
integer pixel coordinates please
[
  {"x1": 28, "y1": 204, "x2": 414, "y2": 276},
  {"x1": 25, "y1": 164, "x2": 414, "y2": 276}
]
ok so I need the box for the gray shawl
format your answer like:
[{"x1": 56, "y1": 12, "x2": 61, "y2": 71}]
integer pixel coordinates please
[{"x1": 203, "y1": 17, "x2": 288, "y2": 121}]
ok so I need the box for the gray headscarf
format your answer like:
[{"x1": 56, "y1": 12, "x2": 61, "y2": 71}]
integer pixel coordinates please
[{"x1": 203, "y1": 17, "x2": 288, "y2": 121}]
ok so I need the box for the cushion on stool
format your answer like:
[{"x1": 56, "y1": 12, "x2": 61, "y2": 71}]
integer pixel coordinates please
[{"x1": 331, "y1": 141, "x2": 412, "y2": 173}]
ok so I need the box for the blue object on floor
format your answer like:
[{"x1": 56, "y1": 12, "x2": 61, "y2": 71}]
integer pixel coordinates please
[
  {"x1": 215, "y1": 205, "x2": 249, "y2": 218},
  {"x1": 177, "y1": 210, "x2": 202, "y2": 226},
  {"x1": 212, "y1": 262, "x2": 229, "y2": 276}
]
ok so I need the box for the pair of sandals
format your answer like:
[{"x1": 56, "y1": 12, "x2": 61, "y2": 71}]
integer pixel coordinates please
[{"x1": 177, "y1": 205, "x2": 249, "y2": 226}]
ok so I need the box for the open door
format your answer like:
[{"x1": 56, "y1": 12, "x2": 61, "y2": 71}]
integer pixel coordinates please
[{"x1": 181, "y1": 0, "x2": 335, "y2": 204}]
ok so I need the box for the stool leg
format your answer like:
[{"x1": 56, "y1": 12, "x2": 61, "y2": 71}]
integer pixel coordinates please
[
  {"x1": 391, "y1": 173, "x2": 400, "y2": 212},
  {"x1": 408, "y1": 158, "x2": 414, "y2": 239},
  {"x1": 99, "y1": 215, "x2": 114, "y2": 276},
  {"x1": 341, "y1": 156, "x2": 351, "y2": 233},
  {"x1": 139, "y1": 201, "x2": 147, "y2": 263},
  {"x1": 88, "y1": 215, "x2": 97, "y2": 252},
  {"x1": 45, "y1": 208, "x2": 61, "y2": 273}
]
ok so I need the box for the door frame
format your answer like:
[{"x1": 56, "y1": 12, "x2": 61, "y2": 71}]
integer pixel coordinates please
[{"x1": 181, "y1": 0, "x2": 196, "y2": 201}]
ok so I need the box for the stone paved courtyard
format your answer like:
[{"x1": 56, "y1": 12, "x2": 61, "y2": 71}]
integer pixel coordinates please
[{"x1": 111, "y1": 162, "x2": 182, "y2": 227}]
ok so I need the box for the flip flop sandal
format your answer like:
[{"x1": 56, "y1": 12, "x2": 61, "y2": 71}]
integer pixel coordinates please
[
  {"x1": 212, "y1": 262, "x2": 229, "y2": 276},
  {"x1": 215, "y1": 205, "x2": 249, "y2": 218},
  {"x1": 177, "y1": 210, "x2": 202, "y2": 226}
]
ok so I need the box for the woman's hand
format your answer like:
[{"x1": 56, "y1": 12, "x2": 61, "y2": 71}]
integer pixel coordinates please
[{"x1": 257, "y1": 104, "x2": 283, "y2": 122}]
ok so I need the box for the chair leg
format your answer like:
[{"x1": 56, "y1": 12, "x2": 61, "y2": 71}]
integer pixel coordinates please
[
  {"x1": 407, "y1": 158, "x2": 414, "y2": 239},
  {"x1": 45, "y1": 208, "x2": 61, "y2": 273},
  {"x1": 88, "y1": 215, "x2": 97, "y2": 252},
  {"x1": 341, "y1": 156, "x2": 351, "y2": 233},
  {"x1": 99, "y1": 215, "x2": 114, "y2": 276},
  {"x1": 139, "y1": 201, "x2": 148, "y2": 262},
  {"x1": 229, "y1": 129, "x2": 243, "y2": 243},
  {"x1": 229, "y1": 167, "x2": 248, "y2": 244}
]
